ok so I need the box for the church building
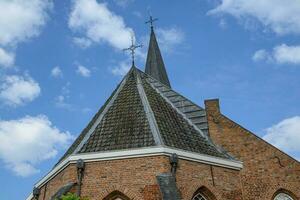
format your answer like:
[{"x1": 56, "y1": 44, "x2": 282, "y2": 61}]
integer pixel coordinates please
[{"x1": 27, "y1": 19, "x2": 300, "y2": 200}]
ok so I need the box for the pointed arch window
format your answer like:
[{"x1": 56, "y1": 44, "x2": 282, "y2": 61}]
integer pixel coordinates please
[
  {"x1": 274, "y1": 193, "x2": 294, "y2": 200},
  {"x1": 192, "y1": 186, "x2": 216, "y2": 200},
  {"x1": 192, "y1": 193, "x2": 208, "y2": 200},
  {"x1": 103, "y1": 190, "x2": 130, "y2": 200}
]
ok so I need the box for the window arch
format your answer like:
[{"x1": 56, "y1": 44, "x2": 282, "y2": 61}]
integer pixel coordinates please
[
  {"x1": 274, "y1": 193, "x2": 294, "y2": 200},
  {"x1": 192, "y1": 193, "x2": 208, "y2": 200},
  {"x1": 273, "y1": 189, "x2": 296, "y2": 200},
  {"x1": 192, "y1": 186, "x2": 216, "y2": 200},
  {"x1": 103, "y1": 190, "x2": 131, "y2": 200}
]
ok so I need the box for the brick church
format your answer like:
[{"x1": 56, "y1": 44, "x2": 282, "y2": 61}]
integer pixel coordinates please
[{"x1": 27, "y1": 20, "x2": 300, "y2": 200}]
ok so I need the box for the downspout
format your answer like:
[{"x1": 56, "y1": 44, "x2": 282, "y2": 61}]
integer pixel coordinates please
[
  {"x1": 169, "y1": 153, "x2": 178, "y2": 178},
  {"x1": 76, "y1": 159, "x2": 85, "y2": 197}
]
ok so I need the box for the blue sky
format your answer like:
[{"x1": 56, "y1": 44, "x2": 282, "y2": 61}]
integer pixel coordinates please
[{"x1": 0, "y1": 0, "x2": 300, "y2": 199}]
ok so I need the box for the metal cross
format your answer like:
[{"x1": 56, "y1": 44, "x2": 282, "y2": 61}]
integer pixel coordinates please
[
  {"x1": 145, "y1": 15, "x2": 158, "y2": 29},
  {"x1": 123, "y1": 35, "x2": 142, "y2": 66}
]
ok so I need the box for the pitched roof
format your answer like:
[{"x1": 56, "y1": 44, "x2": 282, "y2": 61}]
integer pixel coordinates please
[
  {"x1": 56, "y1": 67, "x2": 233, "y2": 166},
  {"x1": 55, "y1": 25, "x2": 236, "y2": 167},
  {"x1": 145, "y1": 27, "x2": 171, "y2": 87}
]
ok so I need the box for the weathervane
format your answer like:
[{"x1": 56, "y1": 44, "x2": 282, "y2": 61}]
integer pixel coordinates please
[
  {"x1": 145, "y1": 15, "x2": 158, "y2": 29},
  {"x1": 123, "y1": 34, "x2": 142, "y2": 66}
]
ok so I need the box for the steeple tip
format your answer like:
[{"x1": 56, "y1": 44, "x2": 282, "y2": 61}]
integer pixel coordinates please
[{"x1": 145, "y1": 17, "x2": 171, "y2": 88}]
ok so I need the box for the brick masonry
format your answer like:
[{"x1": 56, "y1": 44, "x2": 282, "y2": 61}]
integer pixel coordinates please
[
  {"x1": 36, "y1": 155, "x2": 243, "y2": 200},
  {"x1": 33, "y1": 99, "x2": 300, "y2": 200},
  {"x1": 205, "y1": 99, "x2": 300, "y2": 200}
]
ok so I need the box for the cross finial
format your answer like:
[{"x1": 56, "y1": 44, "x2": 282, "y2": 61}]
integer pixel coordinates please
[
  {"x1": 123, "y1": 34, "x2": 142, "y2": 66},
  {"x1": 145, "y1": 15, "x2": 158, "y2": 29}
]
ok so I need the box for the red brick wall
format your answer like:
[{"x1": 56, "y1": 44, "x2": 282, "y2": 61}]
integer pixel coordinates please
[
  {"x1": 176, "y1": 159, "x2": 243, "y2": 200},
  {"x1": 36, "y1": 155, "x2": 243, "y2": 200},
  {"x1": 205, "y1": 99, "x2": 300, "y2": 200}
]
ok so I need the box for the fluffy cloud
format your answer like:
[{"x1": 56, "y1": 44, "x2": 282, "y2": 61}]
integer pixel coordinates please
[
  {"x1": 208, "y1": 0, "x2": 300, "y2": 35},
  {"x1": 0, "y1": 115, "x2": 73, "y2": 177},
  {"x1": 252, "y1": 49, "x2": 270, "y2": 62},
  {"x1": 0, "y1": 74, "x2": 41, "y2": 106},
  {"x1": 73, "y1": 37, "x2": 92, "y2": 49},
  {"x1": 253, "y1": 44, "x2": 300, "y2": 65},
  {"x1": 273, "y1": 44, "x2": 300, "y2": 64},
  {"x1": 76, "y1": 65, "x2": 91, "y2": 77},
  {"x1": 156, "y1": 27, "x2": 185, "y2": 53},
  {"x1": 0, "y1": 48, "x2": 15, "y2": 68},
  {"x1": 69, "y1": 0, "x2": 133, "y2": 50},
  {"x1": 0, "y1": 0, "x2": 52, "y2": 46},
  {"x1": 51, "y1": 66, "x2": 63, "y2": 78},
  {"x1": 55, "y1": 95, "x2": 72, "y2": 110},
  {"x1": 263, "y1": 116, "x2": 300, "y2": 160},
  {"x1": 111, "y1": 60, "x2": 131, "y2": 76},
  {"x1": 113, "y1": 0, "x2": 134, "y2": 8},
  {"x1": 54, "y1": 82, "x2": 74, "y2": 110},
  {"x1": 0, "y1": 0, "x2": 52, "y2": 67}
]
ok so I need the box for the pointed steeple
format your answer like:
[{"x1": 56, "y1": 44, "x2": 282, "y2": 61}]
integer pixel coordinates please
[{"x1": 145, "y1": 19, "x2": 171, "y2": 88}]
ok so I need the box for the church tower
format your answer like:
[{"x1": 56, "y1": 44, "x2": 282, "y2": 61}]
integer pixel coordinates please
[{"x1": 27, "y1": 17, "x2": 300, "y2": 200}]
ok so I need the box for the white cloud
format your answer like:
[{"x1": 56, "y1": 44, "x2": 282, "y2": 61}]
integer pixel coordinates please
[
  {"x1": 111, "y1": 60, "x2": 131, "y2": 76},
  {"x1": 0, "y1": 115, "x2": 73, "y2": 177},
  {"x1": 0, "y1": 0, "x2": 52, "y2": 46},
  {"x1": 273, "y1": 44, "x2": 300, "y2": 64},
  {"x1": 156, "y1": 27, "x2": 185, "y2": 52},
  {"x1": 51, "y1": 66, "x2": 63, "y2": 78},
  {"x1": 0, "y1": 74, "x2": 41, "y2": 107},
  {"x1": 0, "y1": 0, "x2": 52, "y2": 68},
  {"x1": 69, "y1": 0, "x2": 133, "y2": 50},
  {"x1": 113, "y1": 0, "x2": 134, "y2": 8},
  {"x1": 76, "y1": 65, "x2": 91, "y2": 77},
  {"x1": 73, "y1": 37, "x2": 92, "y2": 49},
  {"x1": 208, "y1": 0, "x2": 300, "y2": 35},
  {"x1": 55, "y1": 95, "x2": 72, "y2": 110},
  {"x1": 0, "y1": 48, "x2": 15, "y2": 68},
  {"x1": 252, "y1": 49, "x2": 270, "y2": 62},
  {"x1": 263, "y1": 116, "x2": 300, "y2": 160},
  {"x1": 253, "y1": 44, "x2": 300, "y2": 65},
  {"x1": 54, "y1": 82, "x2": 73, "y2": 110}
]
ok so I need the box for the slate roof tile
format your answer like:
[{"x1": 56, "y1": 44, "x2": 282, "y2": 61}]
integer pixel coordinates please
[{"x1": 79, "y1": 70, "x2": 155, "y2": 153}]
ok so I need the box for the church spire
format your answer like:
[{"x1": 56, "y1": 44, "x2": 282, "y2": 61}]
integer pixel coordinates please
[{"x1": 145, "y1": 16, "x2": 171, "y2": 88}]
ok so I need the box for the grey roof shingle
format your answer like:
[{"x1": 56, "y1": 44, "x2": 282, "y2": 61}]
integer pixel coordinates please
[
  {"x1": 140, "y1": 72, "x2": 227, "y2": 158},
  {"x1": 79, "y1": 70, "x2": 155, "y2": 153},
  {"x1": 56, "y1": 67, "x2": 233, "y2": 166}
]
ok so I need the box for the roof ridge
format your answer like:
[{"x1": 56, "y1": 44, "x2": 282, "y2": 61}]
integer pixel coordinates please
[
  {"x1": 138, "y1": 70, "x2": 235, "y2": 160},
  {"x1": 135, "y1": 70, "x2": 164, "y2": 146},
  {"x1": 138, "y1": 68, "x2": 205, "y2": 110}
]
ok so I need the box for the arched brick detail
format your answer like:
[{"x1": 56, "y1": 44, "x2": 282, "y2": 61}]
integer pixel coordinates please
[
  {"x1": 186, "y1": 182, "x2": 221, "y2": 200},
  {"x1": 191, "y1": 186, "x2": 217, "y2": 200},
  {"x1": 103, "y1": 190, "x2": 131, "y2": 200},
  {"x1": 99, "y1": 186, "x2": 141, "y2": 200},
  {"x1": 260, "y1": 183, "x2": 299, "y2": 200},
  {"x1": 270, "y1": 188, "x2": 298, "y2": 200}
]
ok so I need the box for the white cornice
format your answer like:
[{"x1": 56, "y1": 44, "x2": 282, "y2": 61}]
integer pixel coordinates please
[{"x1": 26, "y1": 146, "x2": 243, "y2": 199}]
